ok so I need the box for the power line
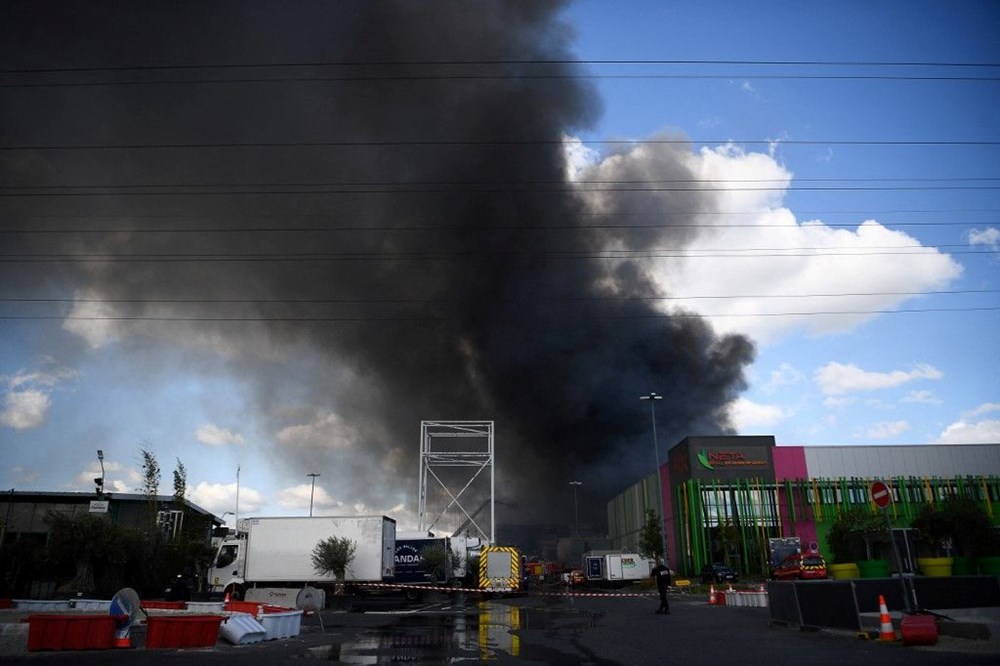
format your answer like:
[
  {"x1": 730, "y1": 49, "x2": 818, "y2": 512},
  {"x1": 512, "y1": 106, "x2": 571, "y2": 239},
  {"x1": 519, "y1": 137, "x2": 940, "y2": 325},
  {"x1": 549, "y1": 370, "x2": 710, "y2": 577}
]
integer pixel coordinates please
[
  {"x1": 1, "y1": 306, "x2": 997, "y2": 323},
  {"x1": 0, "y1": 248, "x2": 991, "y2": 263},
  {"x1": 3, "y1": 184, "x2": 1000, "y2": 198},
  {"x1": 3, "y1": 138, "x2": 999, "y2": 151},
  {"x1": 3, "y1": 57, "x2": 998, "y2": 75},
  {"x1": 2, "y1": 289, "x2": 994, "y2": 305}
]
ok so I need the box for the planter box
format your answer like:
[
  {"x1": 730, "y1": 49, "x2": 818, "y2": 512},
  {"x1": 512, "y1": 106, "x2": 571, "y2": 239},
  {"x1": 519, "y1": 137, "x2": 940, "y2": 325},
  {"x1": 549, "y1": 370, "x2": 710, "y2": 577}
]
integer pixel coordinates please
[
  {"x1": 856, "y1": 560, "x2": 890, "y2": 578},
  {"x1": 219, "y1": 613, "x2": 266, "y2": 645},
  {"x1": 259, "y1": 609, "x2": 303, "y2": 640},
  {"x1": 828, "y1": 563, "x2": 860, "y2": 580},
  {"x1": 917, "y1": 557, "x2": 953, "y2": 577},
  {"x1": 145, "y1": 615, "x2": 223, "y2": 649},
  {"x1": 976, "y1": 556, "x2": 1000, "y2": 575},
  {"x1": 26, "y1": 614, "x2": 116, "y2": 651},
  {"x1": 14, "y1": 599, "x2": 71, "y2": 611}
]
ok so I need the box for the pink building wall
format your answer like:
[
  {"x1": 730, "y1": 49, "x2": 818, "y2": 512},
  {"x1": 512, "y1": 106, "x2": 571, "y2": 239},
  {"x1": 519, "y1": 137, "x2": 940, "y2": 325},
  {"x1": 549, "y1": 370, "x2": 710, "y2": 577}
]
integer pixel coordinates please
[{"x1": 772, "y1": 446, "x2": 817, "y2": 548}]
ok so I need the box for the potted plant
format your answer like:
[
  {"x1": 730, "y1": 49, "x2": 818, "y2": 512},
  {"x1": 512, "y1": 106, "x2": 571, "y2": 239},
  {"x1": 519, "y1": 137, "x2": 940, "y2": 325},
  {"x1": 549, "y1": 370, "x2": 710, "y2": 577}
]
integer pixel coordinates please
[
  {"x1": 913, "y1": 494, "x2": 996, "y2": 576},
  {"x1": 911, "y1": 502, "x2": 954, "y2": 576},
  {"x1": 825, "y1": 514, "x2": 861, "y2": 579},
  {"x1": 826, "y1": 507, "x2": 890, "y2": 578}
]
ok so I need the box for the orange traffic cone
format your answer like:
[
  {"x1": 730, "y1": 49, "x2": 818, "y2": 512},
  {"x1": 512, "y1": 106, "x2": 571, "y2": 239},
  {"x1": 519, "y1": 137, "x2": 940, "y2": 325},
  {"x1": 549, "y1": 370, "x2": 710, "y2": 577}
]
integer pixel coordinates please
[
  {"x1": 708, "y1": 584, "x2": 717, "y2": 605},
  {"x1": 878, "y1": 594, "x2": 895, "y2": 642}
]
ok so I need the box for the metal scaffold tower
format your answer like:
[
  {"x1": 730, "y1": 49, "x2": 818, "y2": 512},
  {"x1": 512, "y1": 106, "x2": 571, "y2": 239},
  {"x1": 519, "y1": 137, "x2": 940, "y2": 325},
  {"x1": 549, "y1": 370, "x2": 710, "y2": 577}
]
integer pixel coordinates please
[{"x1": 417, "y1": 420, "x2": 495, "y2": 544}]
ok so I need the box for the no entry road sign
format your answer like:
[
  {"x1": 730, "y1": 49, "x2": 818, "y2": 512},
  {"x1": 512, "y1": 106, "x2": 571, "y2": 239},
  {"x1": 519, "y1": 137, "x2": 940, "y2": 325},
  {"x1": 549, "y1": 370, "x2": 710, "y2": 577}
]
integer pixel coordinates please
[{"x1": 870, "y1": 480, "x2": 892, "y2": 509}]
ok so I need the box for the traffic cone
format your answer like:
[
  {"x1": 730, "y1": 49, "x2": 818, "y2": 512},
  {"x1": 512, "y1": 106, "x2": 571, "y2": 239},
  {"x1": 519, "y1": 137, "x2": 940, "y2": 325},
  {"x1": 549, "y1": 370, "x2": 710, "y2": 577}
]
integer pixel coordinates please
[
  {"x1": 878, "y1": 594, "x2": 895, "y2": 642},
  {"x1": 224, "y1": 591, "x2": 230, "y2": 603},
  {"x1": 708, "y1": 584, "x2": 717, "y2": 605},
  {"x1": 114, "y1": 627, "x2": 132, "y2": 649},
  {"x1": 758, "y1": 583, "x2": 765, "y2": 593}
]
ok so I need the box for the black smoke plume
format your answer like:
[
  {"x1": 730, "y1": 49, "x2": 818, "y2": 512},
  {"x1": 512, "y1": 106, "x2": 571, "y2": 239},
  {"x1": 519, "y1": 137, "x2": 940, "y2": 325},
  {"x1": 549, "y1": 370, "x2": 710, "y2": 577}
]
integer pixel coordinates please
[{"x1": 0, "y1": 1, "x2": 754, "y2": 530}]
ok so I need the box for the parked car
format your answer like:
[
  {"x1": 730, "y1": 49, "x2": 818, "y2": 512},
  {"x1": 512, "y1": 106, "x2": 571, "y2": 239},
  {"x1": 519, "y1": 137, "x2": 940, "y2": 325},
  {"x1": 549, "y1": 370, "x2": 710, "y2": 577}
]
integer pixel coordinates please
[
  {"x1": 772, "y1": 552, "x2": 828, "y2": 580},
  {"x1": 700, "y1": 563, "x2": 739, "y2": 584}
]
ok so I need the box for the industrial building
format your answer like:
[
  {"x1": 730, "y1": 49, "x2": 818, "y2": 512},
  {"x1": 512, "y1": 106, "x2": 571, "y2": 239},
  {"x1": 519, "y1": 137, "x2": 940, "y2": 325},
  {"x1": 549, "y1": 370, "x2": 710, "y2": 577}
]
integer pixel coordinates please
[{"x1": 607, "y1": 436, "x2": 1000, "y2": 578}]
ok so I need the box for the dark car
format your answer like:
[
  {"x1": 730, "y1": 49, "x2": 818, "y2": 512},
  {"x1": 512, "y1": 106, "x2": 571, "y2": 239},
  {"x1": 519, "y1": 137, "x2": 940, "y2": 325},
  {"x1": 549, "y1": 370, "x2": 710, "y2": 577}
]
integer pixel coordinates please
[{"x1": 700, "y1": 563, "x2": 739, "y2": 584}]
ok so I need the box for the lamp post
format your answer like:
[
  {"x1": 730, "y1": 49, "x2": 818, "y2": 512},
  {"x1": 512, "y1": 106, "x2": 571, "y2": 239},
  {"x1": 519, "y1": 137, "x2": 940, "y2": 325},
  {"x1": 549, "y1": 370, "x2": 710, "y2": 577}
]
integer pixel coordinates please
[
  {"x1": 569, "y1": 481, "x2": 582, "y2": 536},
  {"x1": 307, "y1": 473, "x2": 321, "y2": 517},
  {"x1": 639, "y1": 393, "x2": 668, "y2": 564},
  {"x1": 95, "y1": 450, "x2": 105, "y2": 499}
]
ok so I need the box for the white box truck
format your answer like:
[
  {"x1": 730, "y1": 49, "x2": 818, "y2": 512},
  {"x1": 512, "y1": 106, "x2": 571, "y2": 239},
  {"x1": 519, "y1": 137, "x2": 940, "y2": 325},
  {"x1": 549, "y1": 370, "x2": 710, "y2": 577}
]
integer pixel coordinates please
[{"x1": 207, "y1": 515, "x2": 395, "y2": 600}]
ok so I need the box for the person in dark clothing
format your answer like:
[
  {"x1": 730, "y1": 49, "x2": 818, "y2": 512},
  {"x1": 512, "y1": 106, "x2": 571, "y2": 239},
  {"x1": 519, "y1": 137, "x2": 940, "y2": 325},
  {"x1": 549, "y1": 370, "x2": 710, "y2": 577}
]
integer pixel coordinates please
[{"x1": 652, "y1": 558, "x2": 671, "y2": 614}]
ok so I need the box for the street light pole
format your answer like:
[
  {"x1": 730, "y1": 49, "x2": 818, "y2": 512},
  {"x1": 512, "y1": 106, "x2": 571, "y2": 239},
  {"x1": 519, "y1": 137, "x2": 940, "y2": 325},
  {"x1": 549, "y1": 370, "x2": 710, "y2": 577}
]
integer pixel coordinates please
[
  {"x1": 307, "y1": 473, "x2": 321, "y2": 517},
  {"x1": 639, "y1": 393, "x2": 668, "y2": 564},
  {"x1": 569, "y1": 481, "x2": 582, "y2": 536}
]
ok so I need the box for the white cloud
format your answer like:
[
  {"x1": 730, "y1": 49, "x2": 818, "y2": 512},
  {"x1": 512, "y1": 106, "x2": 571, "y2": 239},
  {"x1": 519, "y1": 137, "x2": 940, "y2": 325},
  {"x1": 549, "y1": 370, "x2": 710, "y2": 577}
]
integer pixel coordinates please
[
  {"x1": 901, "y1": 390, "x2": 941, "y2": 405},
  {"x1": 967, "y1": 227, "x2": 999, "y2": 249},
  {"x1": 62, "y1": 297, "x2": 124, "y2": 349},
  {"x1": 568, "y1": 138, "x2": 963, "y2": 344},
  {"x1": 188, "y1": 481, "x2": 264, "y2": 516},
  {"x1": 937, "y1": 419, "x2": 1000, "y2": 444},
  {"x1": 0, "y1": 390, "x2": 50, "y2": 430},
  {"x1": 276, "y1": 410, "x2": 361, "y2": 451},
  {"x1": 865, "y1": 420, "x2": 909, "y2": 439},
  {"x1": 196, "y1": 424, "x2": 245, "y2": 447},
  {"x1": 276, "y1": 483, "x2": 337, "y2": 512},
  {"x1": 0, "y1": 364, "x2": 76, "y2": 431},
  {"x1": 814, "y1": 362, "x2": 943, "y2": 396},
  {"x1": 728, "y1": 397, "x2": 789, "y2": 429},
  {"x1": 763, "y1": 362, "x2": 803, "y2": 393},
  {"x1": 823, "y1": 396, "x2": 857, "y2": 409},
  {"x1": 962, "y1": 402, "x2": 1000, "y2": 418}
]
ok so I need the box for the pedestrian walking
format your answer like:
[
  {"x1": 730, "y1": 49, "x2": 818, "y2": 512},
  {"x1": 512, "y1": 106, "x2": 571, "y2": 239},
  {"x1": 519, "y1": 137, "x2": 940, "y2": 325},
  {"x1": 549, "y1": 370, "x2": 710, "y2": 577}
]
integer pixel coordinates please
[{"x1": 651, "y1": 558, "x2": 671, "y2": 614}]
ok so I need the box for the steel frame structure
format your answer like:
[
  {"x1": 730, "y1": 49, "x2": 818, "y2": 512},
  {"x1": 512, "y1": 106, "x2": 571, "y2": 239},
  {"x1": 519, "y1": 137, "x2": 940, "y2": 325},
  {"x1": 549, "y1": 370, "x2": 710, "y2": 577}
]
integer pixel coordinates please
[{"x1": 417, "y1": 420, "x2": 495, "y2": 544}]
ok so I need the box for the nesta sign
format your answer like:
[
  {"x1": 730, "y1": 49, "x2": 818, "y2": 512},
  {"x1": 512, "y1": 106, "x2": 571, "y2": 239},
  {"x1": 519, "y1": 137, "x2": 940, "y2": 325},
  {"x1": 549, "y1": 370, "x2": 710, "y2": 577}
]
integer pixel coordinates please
[{"x1": 697, "y1": 449, "x2": 768, "y2": 470}]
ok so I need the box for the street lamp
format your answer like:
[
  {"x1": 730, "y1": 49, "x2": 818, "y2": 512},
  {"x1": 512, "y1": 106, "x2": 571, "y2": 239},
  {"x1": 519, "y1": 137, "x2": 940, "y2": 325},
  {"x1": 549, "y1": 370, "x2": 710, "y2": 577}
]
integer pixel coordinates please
[
  {"x1": 95, "y1": 450, "x2": 106, "y2": 499},
  {"x1": 307, "y1": 473, "x2": 321, "y2": 517},
  {"x1": 639, "y1": 393, "x2": 668, "y2": 564},
  {"x1": 569, "y1": 481, "x2": 582, "y2": 536}
]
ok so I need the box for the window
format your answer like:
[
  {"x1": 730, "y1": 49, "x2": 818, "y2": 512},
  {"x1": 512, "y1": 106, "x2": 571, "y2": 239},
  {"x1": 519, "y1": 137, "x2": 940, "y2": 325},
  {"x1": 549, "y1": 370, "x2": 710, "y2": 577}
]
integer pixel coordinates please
[{"x1": 215, "y1": 544, "x2": 239, "y2": 568}]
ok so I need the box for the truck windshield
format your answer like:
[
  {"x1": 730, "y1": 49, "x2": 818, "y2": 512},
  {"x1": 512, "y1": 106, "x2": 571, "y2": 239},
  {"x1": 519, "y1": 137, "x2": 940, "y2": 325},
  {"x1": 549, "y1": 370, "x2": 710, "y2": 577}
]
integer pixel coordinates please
[{"x1": 215, "y1": 544, "x2": 238, "y2": 568}]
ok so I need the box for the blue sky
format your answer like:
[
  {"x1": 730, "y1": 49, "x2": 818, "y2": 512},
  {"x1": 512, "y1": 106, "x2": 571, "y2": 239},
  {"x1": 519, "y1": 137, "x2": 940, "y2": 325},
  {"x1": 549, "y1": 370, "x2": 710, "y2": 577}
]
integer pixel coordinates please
[{"x1": 0, "y1": 1, "x2": 997, "y2": 531}]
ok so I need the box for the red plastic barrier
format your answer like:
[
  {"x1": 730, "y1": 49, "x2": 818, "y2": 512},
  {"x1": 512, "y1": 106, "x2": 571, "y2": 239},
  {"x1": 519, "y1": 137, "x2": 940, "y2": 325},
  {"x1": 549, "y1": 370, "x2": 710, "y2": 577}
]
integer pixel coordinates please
[
  {"x1": 900, "y1": 614, "x2": 939, "y2": 646},
  {"x1": 224, "y1": 600, "x2": 292, "y2": 615},
  {"x1": 26, "y1": 614, "x2": 116, "y2": 651},
  {"x1": 145, "y1": 615, "x2": 223, "y2": 649},
  {"x1": 141, "y1": 600, "x2": 186, "y2": 610}
]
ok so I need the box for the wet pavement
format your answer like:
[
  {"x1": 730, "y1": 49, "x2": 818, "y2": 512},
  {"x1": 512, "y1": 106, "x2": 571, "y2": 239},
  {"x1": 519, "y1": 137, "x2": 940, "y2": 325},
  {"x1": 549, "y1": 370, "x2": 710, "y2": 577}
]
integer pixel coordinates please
[{"x1": 3, "y1": 587, "x2": 1000, "y2": 664}]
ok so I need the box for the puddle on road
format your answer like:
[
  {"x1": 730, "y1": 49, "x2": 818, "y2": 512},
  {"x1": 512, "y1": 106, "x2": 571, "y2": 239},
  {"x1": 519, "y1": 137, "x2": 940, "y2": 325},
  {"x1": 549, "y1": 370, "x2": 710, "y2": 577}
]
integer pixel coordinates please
[{"x1": 308, "y1": 601, "x2": 604, "y2": 663}]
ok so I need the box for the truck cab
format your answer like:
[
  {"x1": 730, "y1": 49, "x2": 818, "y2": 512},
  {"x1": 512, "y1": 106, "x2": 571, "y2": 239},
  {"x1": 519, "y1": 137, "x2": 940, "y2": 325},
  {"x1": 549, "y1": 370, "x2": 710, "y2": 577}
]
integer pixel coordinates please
[{"x1": 207, "y1": 537, "x2": 247, "y2": 598}]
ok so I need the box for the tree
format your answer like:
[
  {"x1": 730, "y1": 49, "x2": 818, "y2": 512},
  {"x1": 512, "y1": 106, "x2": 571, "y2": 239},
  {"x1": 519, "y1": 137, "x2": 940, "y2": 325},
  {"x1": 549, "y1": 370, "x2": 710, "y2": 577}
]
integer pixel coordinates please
[
  {"x1": 827, "y1": 506, "x2": 888, "y2": 563},
  {"x1": 912, "y1": 494, "x2": 994, "y2": 557},
  {"x1": 311, "y1": 536, "x2": 357, "y2": 585},
  {"x1": 419, "y1": 544, "x2": 451, "y2": 582},
  {"x1": 138, "y1": 445, "x2": 161, "y2": 531},
  {"x1": 44, "y1": 511, "x2": 136, "y2": 596},
  {"x1": 172, "y1": 458, "x2": 187, "y2": 505},
  {"x1": 638, "y1": 509, "x2": 664, "y2": 560}
]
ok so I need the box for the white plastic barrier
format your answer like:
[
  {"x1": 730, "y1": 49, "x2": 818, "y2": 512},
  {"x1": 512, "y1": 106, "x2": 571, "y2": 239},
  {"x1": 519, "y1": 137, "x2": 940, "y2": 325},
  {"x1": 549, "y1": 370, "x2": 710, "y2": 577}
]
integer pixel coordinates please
[
  {"x1": 724, "y1": 591, "x2": 769, "y2": 608},
  {"x1": 259, "y1": 609, "x2": 304, "y2": 640},
  {"x1": 220, "y1": 613, "x2": 267, "y2": 645},
  {"x1": 185, "y1": 601, "x2": 225, "y2": 613},
  {"x1": 72, "y1": 599, "x2": 111, "y2": 611}
]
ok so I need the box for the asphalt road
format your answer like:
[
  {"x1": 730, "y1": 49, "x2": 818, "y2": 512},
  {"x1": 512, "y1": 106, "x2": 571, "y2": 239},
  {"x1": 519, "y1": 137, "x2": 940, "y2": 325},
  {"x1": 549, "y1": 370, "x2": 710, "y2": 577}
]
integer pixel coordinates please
[{"x1": 3, "y1": 588, "x2": 999, "y2": 664}]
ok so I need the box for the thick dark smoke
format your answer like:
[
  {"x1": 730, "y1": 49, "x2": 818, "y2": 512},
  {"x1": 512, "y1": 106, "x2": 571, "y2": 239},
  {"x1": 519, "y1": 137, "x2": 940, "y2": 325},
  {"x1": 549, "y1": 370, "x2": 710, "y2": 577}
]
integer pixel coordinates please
[{"x1": 0, "y1": 1, "x2": 754, "y2": 529}]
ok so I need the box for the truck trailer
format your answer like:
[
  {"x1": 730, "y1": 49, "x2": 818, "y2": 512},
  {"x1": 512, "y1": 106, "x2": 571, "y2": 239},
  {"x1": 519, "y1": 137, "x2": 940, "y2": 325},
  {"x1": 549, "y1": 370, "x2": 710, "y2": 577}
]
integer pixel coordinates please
[
  {"x1": 207, "y1": 515, "x2": 396, "y2": 600},
  {"x1": 583, "y1": 552, "x2": 652, "y2": 586},
  {"x1": 393, "y1": 533, "x2": 454, "y2": 585}
]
